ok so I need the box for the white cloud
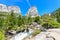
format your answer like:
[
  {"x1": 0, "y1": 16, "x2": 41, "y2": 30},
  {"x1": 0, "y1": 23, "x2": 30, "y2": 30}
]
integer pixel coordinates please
[{"x1": 26, "y1": 0, "x2": 31, "y2": 7}]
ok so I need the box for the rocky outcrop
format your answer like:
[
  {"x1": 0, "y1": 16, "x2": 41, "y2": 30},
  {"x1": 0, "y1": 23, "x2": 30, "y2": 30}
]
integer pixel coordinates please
[
  {"x1": 26, "y1": 6, "x2": 39, "y2": 17},
  {"x1": 34, "y1": 29, "x2": 60, "y2": 40}
]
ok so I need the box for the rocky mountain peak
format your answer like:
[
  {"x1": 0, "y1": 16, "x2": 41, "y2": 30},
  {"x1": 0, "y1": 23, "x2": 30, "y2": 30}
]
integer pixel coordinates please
[
  {"x1": 8, "y1": 6, "x2": 21, "y2": 14},
  {"x1": 26, "y1": 6, "x2": 39, "y2": 17},
  {"x1": 0, "y1": 4, "x2": 21, "y2": 14}
]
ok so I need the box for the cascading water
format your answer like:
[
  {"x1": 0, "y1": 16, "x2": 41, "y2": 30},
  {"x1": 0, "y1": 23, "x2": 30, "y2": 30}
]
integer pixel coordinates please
[
  {"x1": 10, "y1": 32, "x2": 28, "y2": 40},
  {"x1": 10, "y1": 29, "x2": 33, "y2": 40}
]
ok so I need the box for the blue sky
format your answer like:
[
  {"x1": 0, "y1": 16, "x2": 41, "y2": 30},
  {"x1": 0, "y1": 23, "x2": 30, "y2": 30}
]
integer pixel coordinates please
[{"x1": 0, "y1": 0, "x2": 60, "y2": 16}]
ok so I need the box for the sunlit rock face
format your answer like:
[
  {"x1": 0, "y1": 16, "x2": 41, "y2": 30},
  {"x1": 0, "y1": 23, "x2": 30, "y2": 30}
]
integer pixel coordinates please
[
  {"x1": 8, "y1": 6, "x2": 21, "y2": 14},
  {"x1": 26, "y1": 6, "x2": 39, "y2": 17},
  {"x1": 0, "y1": 4, "x2": 21, "y2": 14},
  {"x1": 0, "y1": 4, "x2": 8, "y2": 12}
]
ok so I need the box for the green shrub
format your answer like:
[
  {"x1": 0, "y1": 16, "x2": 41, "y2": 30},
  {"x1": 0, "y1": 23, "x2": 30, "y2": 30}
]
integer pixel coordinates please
[
  {"x1": 0, "y1": 31, "x2": 5, "y2": 40},
  {"x1": 32, "y1": 29, "x2": 41, "y2": 36}
]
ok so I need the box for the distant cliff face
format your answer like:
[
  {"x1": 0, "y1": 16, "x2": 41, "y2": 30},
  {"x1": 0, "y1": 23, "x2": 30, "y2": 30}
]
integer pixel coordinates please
[
  {"x1": 26, "y1": 6, "x2": 39, "y2": 17},
  {"x1": 8, "y1": 6, "x2": 21, "y2": 14},
  {"x1": 0, "y1": 4, "x2": 21, "y2": 14},
  {"x1": 0, "y1": 4, "x2": 8, "y2": 12}
]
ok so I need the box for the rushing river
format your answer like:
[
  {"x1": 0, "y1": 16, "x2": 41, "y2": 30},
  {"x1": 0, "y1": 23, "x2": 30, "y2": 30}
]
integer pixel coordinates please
[
  {"x1": 10, "y1": 29, "x2": 32, "y2": 40},
  {"x1": 10, "y1": 32, "x2": 28, "y2": 40}
]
